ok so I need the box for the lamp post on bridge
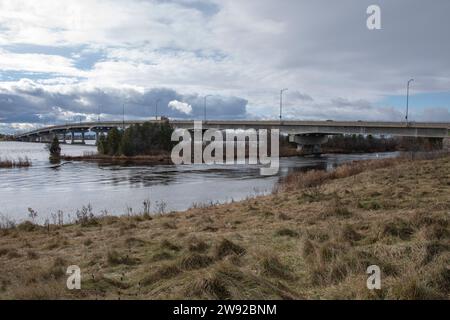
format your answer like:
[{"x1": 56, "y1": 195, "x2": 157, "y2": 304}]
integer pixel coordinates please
[
  {"x1": 280, "y1": 88, "x2": 288, "y2": 120},
  {"x1": 406, "y1": 79, "x2": 414, "y2": 123}
]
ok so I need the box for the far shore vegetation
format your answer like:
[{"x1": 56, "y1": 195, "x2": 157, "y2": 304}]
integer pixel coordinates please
[
  {"x1": 0, "y1": 151, "x2": 448, "y2": 299},
  {"x1": 0, "y1": 133, "x2": 15, "y2": 141},
  {"x1": 321, "y1": 135, "x2": 443, "y2": 154}
]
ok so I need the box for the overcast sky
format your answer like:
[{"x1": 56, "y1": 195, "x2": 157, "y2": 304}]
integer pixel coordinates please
[{"x1": 0, "y1": 0, "x2": 449, "y2": 133}]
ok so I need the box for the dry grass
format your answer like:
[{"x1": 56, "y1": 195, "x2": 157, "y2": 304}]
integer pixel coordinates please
[
  {"x1": 0, "y1": 153, "x2": 449, "y2": 300},
  {"x1": 0, "y1": 157, "x2": 31, "y2": 168}
]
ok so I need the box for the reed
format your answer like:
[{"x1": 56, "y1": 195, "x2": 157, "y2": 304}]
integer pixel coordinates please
[{"x1": 0, "y1": 157, "x2": 31, "y2": 168}]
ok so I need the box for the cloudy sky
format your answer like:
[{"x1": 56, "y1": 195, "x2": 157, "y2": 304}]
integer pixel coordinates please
[{"x1": 0, "y1": 0, "x2": 449, "y2": 133}]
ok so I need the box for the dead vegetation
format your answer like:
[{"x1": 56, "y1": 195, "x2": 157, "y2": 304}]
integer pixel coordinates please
[
  {"x1": 0, "y1": 153, "x2": 449, "y2": 300},
  {"x1": 0, "y1": 157, "x2": 32, "y2": 168}
]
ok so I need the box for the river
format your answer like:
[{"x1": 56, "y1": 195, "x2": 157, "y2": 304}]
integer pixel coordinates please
[{"x1": 0, "y1": 141, "x2": 399, "y2": 223}]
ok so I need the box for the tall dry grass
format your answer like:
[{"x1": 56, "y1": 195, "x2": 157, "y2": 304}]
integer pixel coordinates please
[
  {"x1": 278, "y1": 151, "x2": 449, "y2": 192},
  {"x1": 0, "y1": 157, "x2": 32, "y2": 168}
]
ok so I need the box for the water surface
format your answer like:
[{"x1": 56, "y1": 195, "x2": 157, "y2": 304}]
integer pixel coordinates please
[{"x1": 0, "y1": 141, "x2": 398, "y2": 222}]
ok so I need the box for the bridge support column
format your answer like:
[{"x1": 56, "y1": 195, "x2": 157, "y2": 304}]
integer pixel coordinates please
[
  {"x1": 71, "y1": 131, "x2": 75, "y2": 144},
  {"x1": 95, "y1": 131, "x2": 103, "y2": 145},
  {"x1": 289, "y1": 134, "x2": 328, "y2": 155},
  {"x1": 81, "y1": 131, "x2": 85, "y2": 144}
]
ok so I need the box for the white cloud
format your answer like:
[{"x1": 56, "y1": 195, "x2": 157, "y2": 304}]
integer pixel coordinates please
[
  {"x1": 168, "y1": 100, "x2": 192, "y2": 114},
  {"x1": 0, "y1": 50, "x2": 86, "y2": 77}
]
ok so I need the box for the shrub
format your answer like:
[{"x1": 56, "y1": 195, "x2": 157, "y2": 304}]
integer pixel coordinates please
[
  {"x1": 17, "y1": 221, "x2": 39, "y2": 232},
  {"x1": 75, "y1": 204, "x2": 98, "y2": 227},
  {"x1": 47, "y1": 137, "x2": 61, "y2": 161}
]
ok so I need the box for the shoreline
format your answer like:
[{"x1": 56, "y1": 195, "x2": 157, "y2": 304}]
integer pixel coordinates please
[{"x1": 60, "y1": 153, "x2": 173, "y2": 165}]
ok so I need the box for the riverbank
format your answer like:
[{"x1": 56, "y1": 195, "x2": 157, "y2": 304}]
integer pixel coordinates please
[
  {"x1": 60, "y1": 147, "x2": 301, "y2": 165},
  {"x1": 61, "y1": 153, "x2": 173, "y2": 165},
  {"x1": 0, "y1": 153, "x2": 448, "y2": 299}
]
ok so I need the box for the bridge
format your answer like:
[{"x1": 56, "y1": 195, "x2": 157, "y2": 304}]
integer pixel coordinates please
[{"x1": 15, "y1": 120, "x2": 450, "y2": 153}]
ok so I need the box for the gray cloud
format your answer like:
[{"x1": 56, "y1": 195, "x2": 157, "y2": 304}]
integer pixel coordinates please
[{"x1": 0, "y1": 81, "x2": 248, "y2": 130}]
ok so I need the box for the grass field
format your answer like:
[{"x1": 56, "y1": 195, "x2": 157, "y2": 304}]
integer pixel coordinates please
[{"x1": 0, "y1": 154, "x2": 448, "y2": 299}]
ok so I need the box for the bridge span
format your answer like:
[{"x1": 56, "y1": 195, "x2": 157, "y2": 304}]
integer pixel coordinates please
[{"x1": 14, "y1": 120, "x2": 450, "y2": 153}]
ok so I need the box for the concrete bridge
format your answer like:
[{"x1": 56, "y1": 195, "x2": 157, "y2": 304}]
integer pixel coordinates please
[{"x1": 15, "y1": 120, "x2": 450, "y2": 153}]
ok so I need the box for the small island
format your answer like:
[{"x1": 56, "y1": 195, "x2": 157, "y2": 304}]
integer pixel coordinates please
[{"x1": 61, "y1": 121, "x2": 175, "y2": 165}]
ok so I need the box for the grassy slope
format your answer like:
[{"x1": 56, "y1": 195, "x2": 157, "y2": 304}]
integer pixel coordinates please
[{"x1": 0, "y1": 156, "x2": 449, "y2": 300}]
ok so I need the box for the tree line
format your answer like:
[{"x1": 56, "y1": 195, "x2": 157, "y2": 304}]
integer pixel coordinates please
[
  {"x1": 322, "y1": 134, "x2": 443, "y2": 153},
  {"x1": 97, "y1": 121, "x2": 175, "y2": 156}
]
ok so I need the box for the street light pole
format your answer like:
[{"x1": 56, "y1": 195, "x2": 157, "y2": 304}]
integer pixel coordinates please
[
  {"x1": 204, "y1": 95, "x2": 212, "y2": 122},
  {"x1": 280, "y1": 88, "x2": 288, "y2": 120},
  {"x1": 406, "y1": 79, "x2": 414, "y2": 123}
]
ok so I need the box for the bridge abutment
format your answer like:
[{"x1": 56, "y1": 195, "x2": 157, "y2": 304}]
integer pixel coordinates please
[{"x1": 289, "y1": 134, "x2": 328, "y2": 155}]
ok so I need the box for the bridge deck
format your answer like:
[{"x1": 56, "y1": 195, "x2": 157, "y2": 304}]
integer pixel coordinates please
[{"x1": 15, "y1": 120, "x2": 450, "y2": 139}]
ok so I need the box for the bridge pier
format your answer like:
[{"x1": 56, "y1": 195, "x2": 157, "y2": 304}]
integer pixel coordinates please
[
  {"x1": 70, "y1": 131, "x2": 75, "y2": 144},
  {"x1": 94, "y1": 131, "x2": 105, "y2": 145},
  {"x1": 61, "y1": 131, "x2": 67, "y2": 144},
  {"x1": 289, "y1": 134, "x2": 328, "y2": 155}
]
